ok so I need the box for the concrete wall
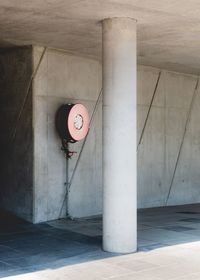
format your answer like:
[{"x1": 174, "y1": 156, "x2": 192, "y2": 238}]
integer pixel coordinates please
[
  {"x1": 0, "y1": 47, "x2": 33, "y2": 222},
  {"x1": 137, "y1": 66, "x2": 199, "y2": 208},
  {"x1": 1, "y1": 46, "x2": 200, "y2": 223},
  {"x1": 33, "y1": 47, "x2": 200, "y2": 222},
  {"x1": 33, "y1": 47, "x2": 102, "y2": 222}
]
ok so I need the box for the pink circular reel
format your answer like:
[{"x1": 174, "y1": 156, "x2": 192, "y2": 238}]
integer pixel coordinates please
[{"x1": 67, "y1": 104, "x2": 90, "y2": 141}]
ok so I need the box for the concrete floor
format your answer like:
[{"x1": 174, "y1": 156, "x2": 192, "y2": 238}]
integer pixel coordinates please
[{"x1": 1, "y1": 204, "x2": 200, "y2": 279}]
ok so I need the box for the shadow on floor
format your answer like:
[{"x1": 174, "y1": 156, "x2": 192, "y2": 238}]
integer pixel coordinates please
[
  {"x1": 0, "y1": 210, "x2": 116, "y2": 278},
  {"x1": 1, "y1": 204, "x2": 200, "y2": 278}
]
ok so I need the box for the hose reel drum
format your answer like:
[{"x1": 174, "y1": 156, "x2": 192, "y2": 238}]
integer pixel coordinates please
[{"x1": 56, "y1": 103, "x2": 89, "y2": 157}]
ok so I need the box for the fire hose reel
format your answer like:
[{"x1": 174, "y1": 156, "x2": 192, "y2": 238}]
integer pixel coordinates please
[{"x1": 56, "y1": 103, "x2": 89, "y2": 158}]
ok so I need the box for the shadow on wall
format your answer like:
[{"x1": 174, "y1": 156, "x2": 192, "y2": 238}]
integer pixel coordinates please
[{"x1": 0, "y1": 47, "x2": 33, "y2": 222}]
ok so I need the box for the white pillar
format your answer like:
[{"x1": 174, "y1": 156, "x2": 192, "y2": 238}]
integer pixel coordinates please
[{"x1": 102, "y1": 17, "x2": 137, "y2": 253}]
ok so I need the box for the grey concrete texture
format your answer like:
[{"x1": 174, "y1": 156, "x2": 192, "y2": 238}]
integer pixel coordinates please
[
  {"x1": 0, "y1": 1, "x2": 200, "y2": 74},
  {"x1": 33, "y1": 47, "x2": 200, "y2": 222},
  {"x1": 137, "y1": 66, "x2": 200, "y2": 209},
  {"x1": 33, "y1": 47, "x2": 102, "y2": 222},
  {"x1": 0, "y1": 47, "x2": 33, "y2": 222},
  {"x1": 102, "y1": 18, "x2": 137, "y2": 253},
  {"x1": 1, "y1": 46, "x2": 200, "y2": 223}
]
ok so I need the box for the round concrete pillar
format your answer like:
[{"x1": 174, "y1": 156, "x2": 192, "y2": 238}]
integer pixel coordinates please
[{"x1": 102, "y1": 17, "x2": 137, "y2": 253}]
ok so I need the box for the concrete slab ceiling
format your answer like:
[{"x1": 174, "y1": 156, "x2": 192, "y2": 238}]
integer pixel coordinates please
[{"x1": 1, "y1": 0, "x2": 200, "y2": 74}]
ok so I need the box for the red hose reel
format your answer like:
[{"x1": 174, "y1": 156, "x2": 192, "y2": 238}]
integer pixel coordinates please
[{"x1": 56, "y1": 103, "x2": 89, "y2": 157}]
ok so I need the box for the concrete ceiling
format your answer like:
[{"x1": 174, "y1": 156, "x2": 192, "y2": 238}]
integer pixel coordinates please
[{"x1": 1, "y1": 0, "x2": 200, "y2": 74}]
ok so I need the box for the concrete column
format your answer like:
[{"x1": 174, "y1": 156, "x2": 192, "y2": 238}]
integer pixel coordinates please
[{"x1": 102, "y1": 17, "x2": 137, "y2": 253}]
